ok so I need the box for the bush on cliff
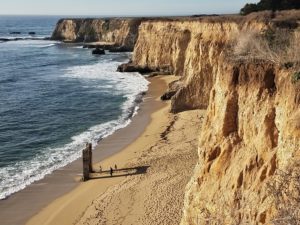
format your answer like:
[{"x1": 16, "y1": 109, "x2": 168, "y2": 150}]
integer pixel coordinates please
[
  {"x1": 267, "y1": 161, "x2": 300, "y2": 224},
  {"x1": 292, "y1": 71, "x2": 300, "y2": 83},
  {"x1": 241, "y1": 0, "x2": 300, "y2": 15},
  {"x1": 231, "y1": 28, "x2": 300, "y2": 68}
]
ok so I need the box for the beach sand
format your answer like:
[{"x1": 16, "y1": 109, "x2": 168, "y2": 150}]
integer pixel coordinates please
[{"x1": 26, "y1": 75, "x2": 205, "y2": 225}]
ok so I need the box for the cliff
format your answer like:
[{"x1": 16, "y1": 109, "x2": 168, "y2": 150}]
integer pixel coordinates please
[
  {"x1": 181, "y1": 62, "x2": 300, "y2": 224},
  {"x1": 51, "y1": 18, "x2": 143, "y2": 50},
  {"x1": 123, "y1": 11, "x2": 300, "y2": 224},
  {"x1": 130, "y1": 17, "x2": 269, "y2": 112}
]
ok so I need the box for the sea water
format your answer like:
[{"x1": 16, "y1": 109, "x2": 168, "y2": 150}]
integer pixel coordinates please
[{"x1": 0, "y1": 16, "x2": 148, "y2": 199}]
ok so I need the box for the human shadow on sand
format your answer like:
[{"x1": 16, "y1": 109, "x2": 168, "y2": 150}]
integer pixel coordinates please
[{"x1": 89, "y1": 166, "x2": 150, "y2": 179}]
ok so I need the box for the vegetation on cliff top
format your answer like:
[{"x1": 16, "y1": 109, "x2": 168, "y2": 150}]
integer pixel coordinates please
[
  {"x1": 241, "y1": 0, "x2": 300, "y2": 15},
  {"x1": 231, "y1": 28, "x2": 300, "y2": 68}
]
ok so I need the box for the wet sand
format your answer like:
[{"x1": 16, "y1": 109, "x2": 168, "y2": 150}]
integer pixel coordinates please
[{"x1": 0, "y1": 75, "x2": 167, "y2": 225}]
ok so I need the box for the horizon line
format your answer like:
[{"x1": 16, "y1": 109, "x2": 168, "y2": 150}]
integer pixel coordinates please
[{"x1": 0, "y1": 12, "x2": 239, "y2": 17}]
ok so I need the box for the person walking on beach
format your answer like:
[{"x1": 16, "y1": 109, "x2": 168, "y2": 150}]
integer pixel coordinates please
[
  {"x1": 115, "y1": 164, "x2": 117, "y2": 170},
  {"x1": 99, "y1": 165, "x2": 102, "y2": 173},
  {"x1": 110, "y1": 167, "x2": 113, "y2": 177}
]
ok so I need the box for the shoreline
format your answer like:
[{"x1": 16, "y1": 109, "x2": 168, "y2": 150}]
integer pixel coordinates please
[
  {"x1": 0, "y1": 75, "x2": 167, "y2": 225},
  {"x1": 26, "y1": 75, "x2": 204, "y2": 225}
]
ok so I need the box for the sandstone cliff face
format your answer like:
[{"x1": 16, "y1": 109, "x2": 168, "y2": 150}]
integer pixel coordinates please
[
  {"x1": 181, "y1": 62, "x2": 300, "y2": 224},
  {"x1": 51, "y1": 18, "x2": 142, "y2": 50},
  {"x1": 132, "y1": 20, "x2": 267, "y2": 112},
  {"x1": 130, "y1": 15, "x2": 300, "y2": 224}
]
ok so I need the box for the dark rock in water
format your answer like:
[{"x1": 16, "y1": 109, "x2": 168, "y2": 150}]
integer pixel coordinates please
[
  {"x1": 117, "y1": 63, "x2": 154, "y2": 74},
  {"x1": 28, "y1": 32, "x2": 36, "y2": 35},
  {"x1": 117, "y1": 63, "x2": 135, "y2": 72},
  {"x1": 83, "y1": 44, "x2": 98, "y2": 49},
  {"x1": 109, "y1": 46, "x2": 132, "y2": 52},
  {"x1": 0, "y1": 38, "x2": 10, "y2": 42},
  {"x1": 10, "y1": 32, "x2": 21, "y2": 34},
  {"x1": 161, "y1": 91, "x2": 177, "y2": 101},
  {"x1": 83, "y1": 44, "x2": 114, "y2": 50},
  {"x1": 92, "y1": 48, "x2": 105, "y2": 55}
]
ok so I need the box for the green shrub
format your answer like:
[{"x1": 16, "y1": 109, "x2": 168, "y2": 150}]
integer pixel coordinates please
[
  {"x1": 240, "y1": 0, "x2": 300, "y2": 15},
  {"x1": 292, "y1": 71, "x2": 300, "y2": 83}
]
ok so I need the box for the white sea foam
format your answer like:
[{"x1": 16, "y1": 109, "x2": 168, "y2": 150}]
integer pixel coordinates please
[
  {"x1": 39, "y1": 43, "x2": 57, "y2": 48},
  {"x1": 0, "y1": 55, "x2": 149, "y2": 200},
  {"x1": 2, "y1": 40, "x2": 58, "y2": 48}
]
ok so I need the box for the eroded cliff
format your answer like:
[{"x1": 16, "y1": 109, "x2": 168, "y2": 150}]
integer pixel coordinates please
[
  {"x1": 127, "y1": 12, "x2": 300, "y2": 224},
  {"x1": 130, "y1": 17, "x2": 269, "y2": 113},
  {"x1": 51, "y1": 18, "x2": 143, "y2": 50},
  {"x1": 181, "y1": 62, "x2": 300, "y2": 224}
]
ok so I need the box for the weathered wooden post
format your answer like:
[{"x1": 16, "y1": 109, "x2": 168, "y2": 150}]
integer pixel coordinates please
[{"x1": 82, "y1": 143, "x2": 92, "y2": 181}]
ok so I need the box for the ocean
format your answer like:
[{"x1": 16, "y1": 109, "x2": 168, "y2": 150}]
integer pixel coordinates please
[{"x1": 0, "y1": 16, "x2": 148, "y2": 199}]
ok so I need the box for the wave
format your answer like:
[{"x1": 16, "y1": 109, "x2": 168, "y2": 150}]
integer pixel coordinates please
[
  {"x1": 0, "y1": 57, "x2": 149, "y2": 200},
  {"x1": 0, "y1": 39, "x2": 58, "y2": 48},
  {"x1": 39, "y1": 43, "x2": 57, "y2": 48},
  {"x1": 0, "y1": 35, "x2": 49, "y2": 40}
]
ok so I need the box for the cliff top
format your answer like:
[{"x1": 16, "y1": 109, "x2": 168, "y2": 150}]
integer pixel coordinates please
[{"x1": 58, "y1": 10, "x2": 300, "y2": 25}]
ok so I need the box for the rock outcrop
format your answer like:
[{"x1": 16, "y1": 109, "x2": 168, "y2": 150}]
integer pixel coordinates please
[
  {"x1": 51, "y1": 18, "x2": 143, "y2": 51},
  {"x1": 122, "y1": 12, "x2": 300, "y2": 224}
]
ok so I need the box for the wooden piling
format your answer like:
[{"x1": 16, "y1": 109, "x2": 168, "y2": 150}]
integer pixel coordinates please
[{"x1": 82, "y1": 143, "x2": 92, "y2": 181}]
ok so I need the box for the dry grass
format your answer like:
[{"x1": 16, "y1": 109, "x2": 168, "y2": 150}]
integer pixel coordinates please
[
  {"x1": 230, "y1": 28, "x2": 300, "y2": 68},
  {"x1": 267, "y1": 161, "x2": 300, "y2": 225}
]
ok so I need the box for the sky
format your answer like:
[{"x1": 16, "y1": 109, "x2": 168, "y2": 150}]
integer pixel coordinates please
[{"x1": 0, "y1": 0, "x2": 260, "y2": 16}]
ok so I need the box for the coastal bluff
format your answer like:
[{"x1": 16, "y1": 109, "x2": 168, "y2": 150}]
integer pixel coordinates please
[
  {"x1": 51, "y1": 18, "x2": 143, "y2": 50},
  {"x1": 50, "y1": 12, "x2": 300, "y2": 224},
  {"x1": 127, "y1": 12, "x2": 300, "y2": 224}
]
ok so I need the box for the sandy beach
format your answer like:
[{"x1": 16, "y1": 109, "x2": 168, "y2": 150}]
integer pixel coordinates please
[
  {"x1": 0, "y1": 75, "x2": 164, "y2": 225},
  {"x1": 25, "y1": 75, "x2": 205, "y2": 225}
]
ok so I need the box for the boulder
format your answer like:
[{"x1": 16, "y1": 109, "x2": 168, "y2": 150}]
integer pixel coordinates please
[
  {"x1": 0, "y1": 38, "x2": 10, "y2": 42},
  {"x1": 28, "y1": 32, "x2": 36, "y2": 35},
  {"x1": 160, "y1": 91, "x2": 177, "y2": 101},
  {"x1": 117, "y1": 63, "x2": 154, "y2": 74},
  {"x1": 92, "y1": 48, "x2": 105, "y2": 55}
]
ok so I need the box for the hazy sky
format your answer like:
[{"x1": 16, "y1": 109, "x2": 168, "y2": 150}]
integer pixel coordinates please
[{"x1": 0, "y1": 0, "x2": 259, "y2": 16}]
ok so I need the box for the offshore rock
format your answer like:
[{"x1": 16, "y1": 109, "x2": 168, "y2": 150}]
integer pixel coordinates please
[{"x1": 92, "y1": 48, "x2": 105, "y2": 55}]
